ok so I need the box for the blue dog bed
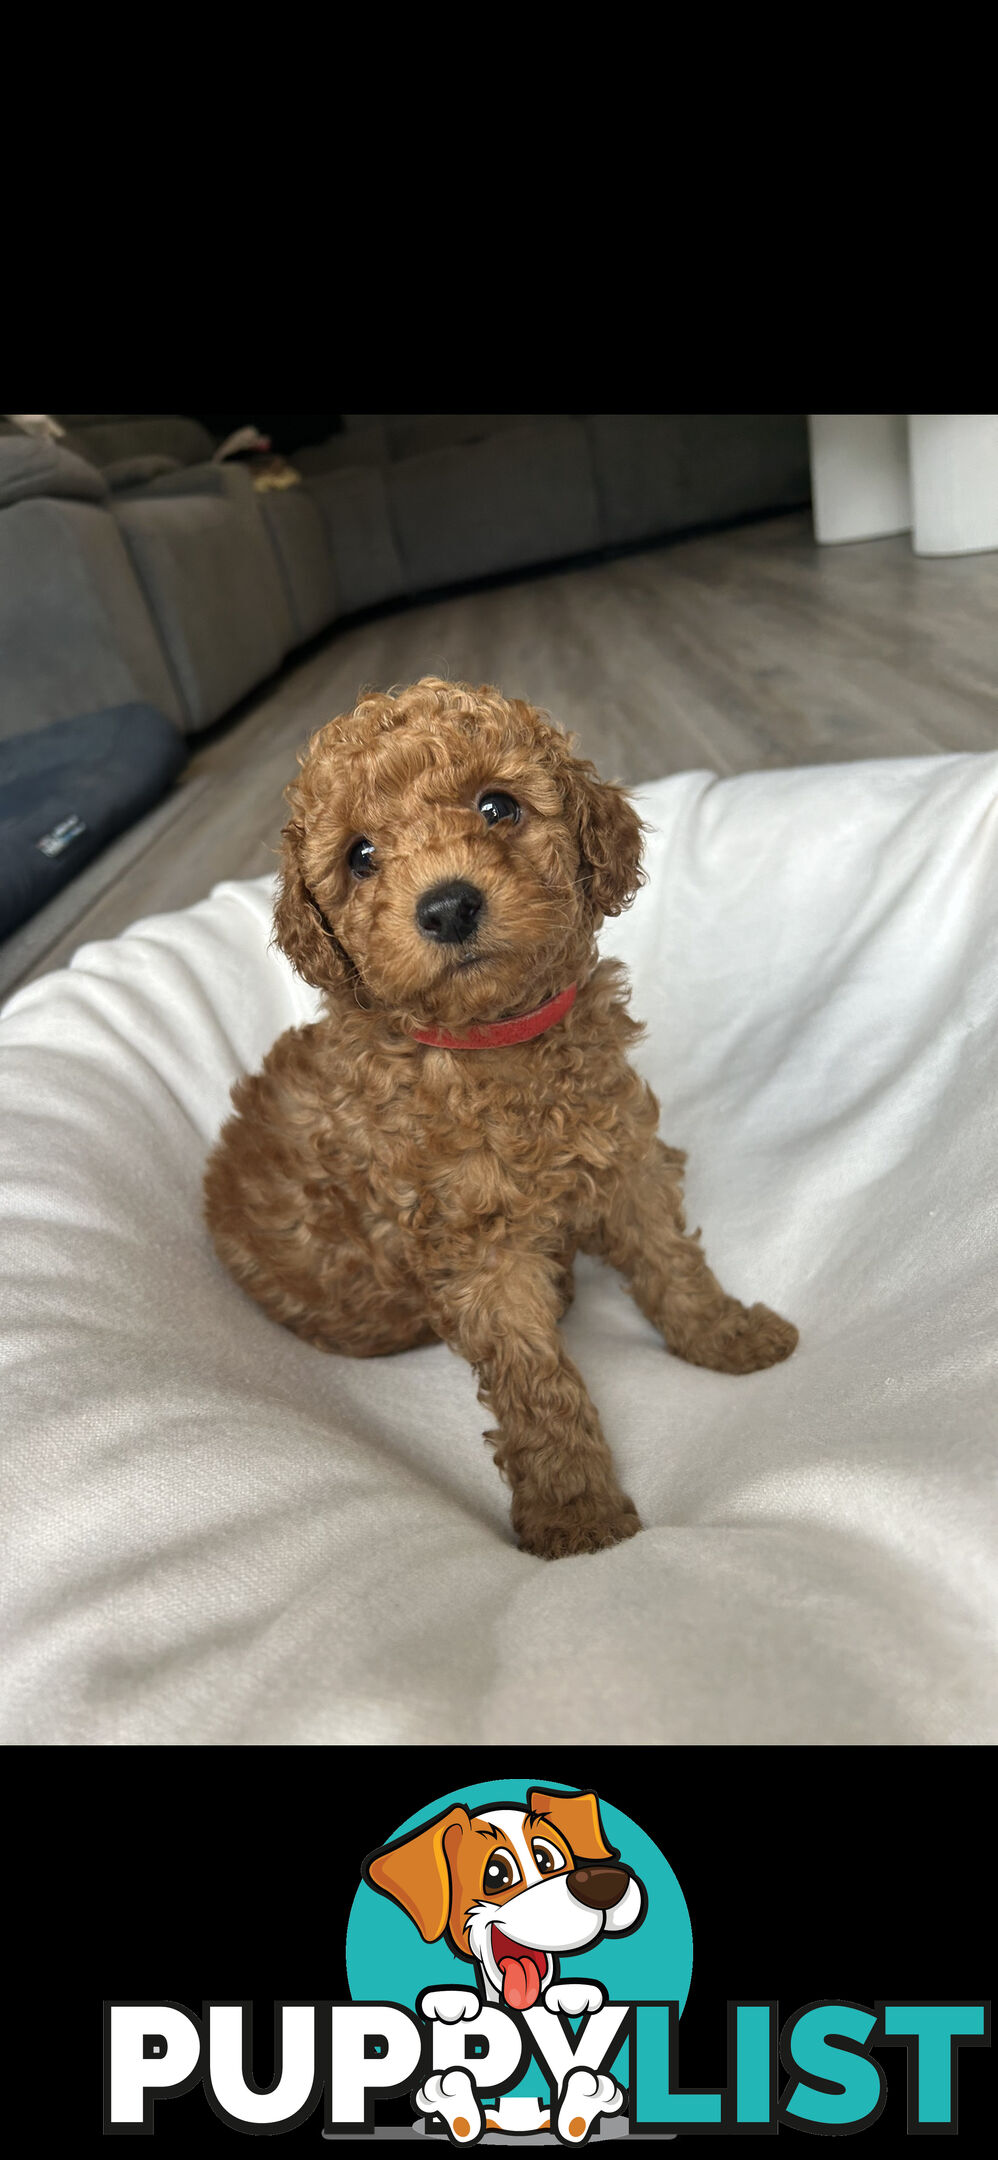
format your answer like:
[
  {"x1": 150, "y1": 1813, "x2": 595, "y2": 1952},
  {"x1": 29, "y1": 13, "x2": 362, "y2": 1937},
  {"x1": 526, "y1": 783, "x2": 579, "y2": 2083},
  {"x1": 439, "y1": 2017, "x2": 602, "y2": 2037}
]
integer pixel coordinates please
[{"x1": 0, "y1": 704, "x2": 186, "y2": 941}]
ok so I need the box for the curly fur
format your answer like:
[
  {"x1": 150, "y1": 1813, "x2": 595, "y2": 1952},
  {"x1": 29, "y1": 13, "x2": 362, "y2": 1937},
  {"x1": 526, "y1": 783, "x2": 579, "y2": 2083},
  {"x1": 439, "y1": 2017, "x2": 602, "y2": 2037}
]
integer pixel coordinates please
[{"x1": 204, "y1": 678, "x2": 797, "y2": 1559}]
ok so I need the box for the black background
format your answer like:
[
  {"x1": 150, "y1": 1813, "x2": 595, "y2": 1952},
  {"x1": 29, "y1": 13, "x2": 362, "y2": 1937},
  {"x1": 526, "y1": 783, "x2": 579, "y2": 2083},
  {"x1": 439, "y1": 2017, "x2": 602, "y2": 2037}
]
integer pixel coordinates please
[{"x1": 65, "y1": 1746, "x2": 993, "y2": 2147}]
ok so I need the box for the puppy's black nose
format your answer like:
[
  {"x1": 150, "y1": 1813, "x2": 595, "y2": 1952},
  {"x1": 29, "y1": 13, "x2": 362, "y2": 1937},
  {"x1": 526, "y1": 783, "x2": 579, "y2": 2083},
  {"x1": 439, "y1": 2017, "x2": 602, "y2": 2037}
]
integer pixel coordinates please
[{"x1": 415, "y1": 880, "x2": 485, "y2": 945}]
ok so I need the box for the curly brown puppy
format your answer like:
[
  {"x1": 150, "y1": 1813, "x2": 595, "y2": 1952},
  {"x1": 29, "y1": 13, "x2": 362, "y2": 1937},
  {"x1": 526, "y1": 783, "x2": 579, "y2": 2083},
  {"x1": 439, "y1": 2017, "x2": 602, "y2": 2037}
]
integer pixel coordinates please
[{"x1": 203, "y1": 677, "x2": 797, "y2": 1559}]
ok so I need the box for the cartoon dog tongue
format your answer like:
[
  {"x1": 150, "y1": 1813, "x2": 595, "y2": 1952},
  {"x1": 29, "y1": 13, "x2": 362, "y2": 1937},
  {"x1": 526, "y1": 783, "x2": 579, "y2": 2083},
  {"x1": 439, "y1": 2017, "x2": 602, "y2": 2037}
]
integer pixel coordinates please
[{"x1": 498, "y1": 1953, "x2": 543, "y2": 2010}]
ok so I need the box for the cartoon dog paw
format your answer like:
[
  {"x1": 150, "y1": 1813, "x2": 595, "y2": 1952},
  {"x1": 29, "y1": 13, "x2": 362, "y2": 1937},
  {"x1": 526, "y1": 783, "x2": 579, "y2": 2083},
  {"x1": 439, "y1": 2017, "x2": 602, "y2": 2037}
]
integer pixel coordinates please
[
  {"x1": 542, "y1": 1979, "x2": 607, "y2": 2016},
  {"x1": 556, "y1": 2067, "x2": 624, "y2": 2144},
  {"x1": 418, "y1": 1987, "x2": 482, "y2": 2023},
  {"x1": 415, "y1": 2067, "x2": 483, "y2": 2144}
]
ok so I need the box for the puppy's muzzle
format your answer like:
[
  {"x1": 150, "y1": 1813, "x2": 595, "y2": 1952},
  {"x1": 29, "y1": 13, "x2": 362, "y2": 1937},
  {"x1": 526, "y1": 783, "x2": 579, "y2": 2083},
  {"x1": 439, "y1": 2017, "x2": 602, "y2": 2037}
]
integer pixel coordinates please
[
  {"x1": 416, "y1": 879, "x2": 486, "y2": 946},
  {"x1": 566, "y1": 1864, "x2": 631, "y2": 1910}
]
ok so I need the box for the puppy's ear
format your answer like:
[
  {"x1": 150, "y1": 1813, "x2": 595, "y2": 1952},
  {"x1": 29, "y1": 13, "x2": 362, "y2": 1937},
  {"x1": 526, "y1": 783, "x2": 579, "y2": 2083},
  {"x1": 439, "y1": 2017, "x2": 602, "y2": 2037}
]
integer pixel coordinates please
[
  {"x1": 363, "y1": 1804, "x2": 471, "y2": 1943},
  {"x1": 564, "y1": 753, "x2": 645, "y2": 921},
  {"x1": 272, "y1": 815, "x2": 352, "y2": 992},
  {"x1": 528, "y1": 1788, "x2": 618, "y2": 1864}
]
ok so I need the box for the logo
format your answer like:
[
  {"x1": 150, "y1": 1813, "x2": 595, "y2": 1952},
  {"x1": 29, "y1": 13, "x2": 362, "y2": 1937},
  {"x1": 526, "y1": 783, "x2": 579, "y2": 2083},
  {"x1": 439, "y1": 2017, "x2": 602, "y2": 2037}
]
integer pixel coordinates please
[
  {"x1": 102, "y1": 1780, "x2": 990, "y2": 2140},
  {"x1": 36, "y1": 812, "x2": 87, "y2": 857}
]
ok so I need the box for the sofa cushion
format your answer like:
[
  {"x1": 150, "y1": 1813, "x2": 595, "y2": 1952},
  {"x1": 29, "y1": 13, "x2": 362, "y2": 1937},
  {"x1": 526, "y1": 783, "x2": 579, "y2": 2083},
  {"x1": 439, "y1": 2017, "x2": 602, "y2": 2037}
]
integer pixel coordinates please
[
  {"x1": 58, "y1": 414, "x2": 217, "y2": 470},
  {"x1": 254, "y1": 484, "x2": 337, "y2": 643},
  {"x1": 388, "y1": 417, "x2": 600, "y2": 588},
  {"x1": 0, "y1": 704, "x2": 186, "y2": 939},
  {"x1": 101, "y1": 454, "x2": 182, "y2": 492},
  {"x1": 0, "y1": 496, "x2": 186, "y2": 738},
  {"x1": 301, "y1": 418, "x2": 555, "y2": 470},
  {"x1": 303, "y1": 462, "x2": 407, "y2": 616},
  {"x1": 588, "y1": 414, "x2": 811, "y2": 546},
  {"x1": 293, "y1": 425, "x2": 389, "y2": 475},
  {"x1": 0, "y1": 434, "x2": 109, "y2": 509},
  {"x1": 338, "y1": 414, "x2": 550, "y2": 454},
  {"x1": 2, "y1": 751, "x2": 995, "y2": 1744},
  {"x1": 112, "y1": 465, "x2": 295, "y2": 730},
  {"x1": 387, "y1": 414, "x2": 550, "y2": 459}
]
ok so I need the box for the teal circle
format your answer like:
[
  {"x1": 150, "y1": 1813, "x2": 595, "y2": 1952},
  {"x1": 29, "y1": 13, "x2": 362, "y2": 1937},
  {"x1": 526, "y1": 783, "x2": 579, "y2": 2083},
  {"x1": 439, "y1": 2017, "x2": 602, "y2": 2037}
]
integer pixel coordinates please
[{"x1": 346, "y1": 1774, "x2": 692, "y2": 2104}]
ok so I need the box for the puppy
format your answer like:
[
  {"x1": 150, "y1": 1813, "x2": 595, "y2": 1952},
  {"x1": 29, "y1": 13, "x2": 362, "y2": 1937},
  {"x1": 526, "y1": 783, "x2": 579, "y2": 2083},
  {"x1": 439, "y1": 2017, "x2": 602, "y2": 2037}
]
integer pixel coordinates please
[
  {"x1": 365, "y1": 1786, "x2": 643, "y2": 2137},
  {"x1": 203, "y1": 677, "x2": 797, "y2": 1558}
]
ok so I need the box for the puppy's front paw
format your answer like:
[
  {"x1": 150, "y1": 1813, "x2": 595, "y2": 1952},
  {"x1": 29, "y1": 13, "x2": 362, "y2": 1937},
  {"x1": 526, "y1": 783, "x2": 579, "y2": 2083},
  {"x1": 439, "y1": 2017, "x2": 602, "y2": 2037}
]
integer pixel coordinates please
[
  {"x1": 415, "y1": 2068, "x2": 482, "y2": 2144},
  {"x1": 556, "y1": 2068, "x2": 625, "y2": 2142},
  {"x1": 418, "y1": 1987, "x2": 481, "y2": 2023},
  {"x1": 516, "y1": 1494, "x2": 642, "y2": 1561},
  {"x1": 543, "y1": 1980, "x2": 606, "y2": 2015},
  {"x1": 682, "y1": 1300, "x2": 798, "y2": 1376}
]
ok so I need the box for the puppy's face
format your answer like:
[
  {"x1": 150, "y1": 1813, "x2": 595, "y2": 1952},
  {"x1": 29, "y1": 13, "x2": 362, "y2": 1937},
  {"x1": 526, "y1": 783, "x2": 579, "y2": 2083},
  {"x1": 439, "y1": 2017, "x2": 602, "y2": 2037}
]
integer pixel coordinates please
[{"x1": 275, "y1": 679, "x2": 643, "y2": 1029}]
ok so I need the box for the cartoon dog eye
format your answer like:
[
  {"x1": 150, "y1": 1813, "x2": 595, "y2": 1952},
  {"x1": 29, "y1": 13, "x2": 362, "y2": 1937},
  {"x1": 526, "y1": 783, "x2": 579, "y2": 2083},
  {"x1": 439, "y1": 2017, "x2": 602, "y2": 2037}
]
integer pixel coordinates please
[
  {"x1": 531, "y1": 1839, "x2": 565, "y2": 1875},
  {"x1": 483, "y1": 1849, "x2": 522, "y2": 1893}
]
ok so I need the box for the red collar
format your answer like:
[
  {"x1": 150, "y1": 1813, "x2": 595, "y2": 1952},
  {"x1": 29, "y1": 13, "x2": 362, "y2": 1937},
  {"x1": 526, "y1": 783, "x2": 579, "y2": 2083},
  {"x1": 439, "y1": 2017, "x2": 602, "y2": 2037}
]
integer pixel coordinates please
[{"x1": 408, "y1": 982, "x2": 578, "y2": 1050}]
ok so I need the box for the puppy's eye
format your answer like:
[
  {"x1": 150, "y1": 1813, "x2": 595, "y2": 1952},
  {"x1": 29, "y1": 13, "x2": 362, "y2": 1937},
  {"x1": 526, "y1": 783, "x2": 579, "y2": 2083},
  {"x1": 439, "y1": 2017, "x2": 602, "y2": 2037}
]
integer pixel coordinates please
[
  {"x1": 483, "y1": 1850, "x2": 521, "y2": 1893},
  {"x1": 531, "y1": 1840, "x2": 562, "y2": 1875},
  {"x1": 348, "y1": 836, "x2": 377, "y2": 879},
  {"x1": 478, "y1": 789, "x2": 520, "y2": 827}
]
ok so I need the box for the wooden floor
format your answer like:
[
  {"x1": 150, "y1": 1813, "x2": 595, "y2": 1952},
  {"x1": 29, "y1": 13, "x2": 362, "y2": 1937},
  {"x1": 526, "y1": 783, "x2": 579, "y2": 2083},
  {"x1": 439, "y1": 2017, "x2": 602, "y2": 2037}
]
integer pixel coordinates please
[{"x1": 4, "y1": 508, "x2": 998, "y2": 999}]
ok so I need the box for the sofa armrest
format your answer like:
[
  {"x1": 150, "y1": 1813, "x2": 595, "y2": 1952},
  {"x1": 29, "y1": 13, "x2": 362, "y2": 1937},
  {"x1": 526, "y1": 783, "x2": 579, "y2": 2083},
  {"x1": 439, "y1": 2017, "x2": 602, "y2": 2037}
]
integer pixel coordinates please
[{"x1": 0, "y1": 436, "x2": 109, "y2": 509}]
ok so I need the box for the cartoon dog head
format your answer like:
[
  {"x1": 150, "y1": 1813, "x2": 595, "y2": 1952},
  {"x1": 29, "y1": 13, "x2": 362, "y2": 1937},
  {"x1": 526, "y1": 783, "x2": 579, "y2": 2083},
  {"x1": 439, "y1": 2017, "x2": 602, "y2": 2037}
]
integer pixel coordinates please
[{"x1": 363, "y1": 1788, "x2": 646, "y2": 2009}]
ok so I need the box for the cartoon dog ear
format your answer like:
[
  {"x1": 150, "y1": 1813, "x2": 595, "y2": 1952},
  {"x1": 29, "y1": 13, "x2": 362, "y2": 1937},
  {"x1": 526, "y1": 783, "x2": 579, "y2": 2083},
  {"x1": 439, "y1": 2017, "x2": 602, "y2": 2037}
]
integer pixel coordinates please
[
  {"x1": 272, "y1": 815, "x2": 353, "y2": 993},
  {"x1": 528, "y1": 1789, "x2": 618, "y2": 1863},
  {"x1": 363, "y1": 1805, "x2": 471, "y2": 1943},
  {"x1": 562, "y1": 752, "x2": 646, "y2": 922}
]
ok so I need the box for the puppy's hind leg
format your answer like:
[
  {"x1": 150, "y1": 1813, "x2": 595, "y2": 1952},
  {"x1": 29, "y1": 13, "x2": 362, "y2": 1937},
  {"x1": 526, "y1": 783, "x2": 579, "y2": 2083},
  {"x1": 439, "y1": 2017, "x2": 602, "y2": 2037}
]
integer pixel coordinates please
[
  {"x1": 203, "y1": 1077, "x2": 435, "y2": 1358},
  {"x1": 589, "y1": 1141, "x2": 798, "y2": 1375},
  {"x1": 554, "y1": 1250, "x2": 577, "y2": 1319}
]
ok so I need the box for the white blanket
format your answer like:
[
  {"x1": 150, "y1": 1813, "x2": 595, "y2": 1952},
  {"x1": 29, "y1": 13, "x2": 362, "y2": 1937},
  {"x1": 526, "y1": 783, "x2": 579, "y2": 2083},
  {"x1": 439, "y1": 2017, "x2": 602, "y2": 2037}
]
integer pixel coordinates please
[{"x1": 2, "y1": 753, "x2": 996, "y2": 1744}]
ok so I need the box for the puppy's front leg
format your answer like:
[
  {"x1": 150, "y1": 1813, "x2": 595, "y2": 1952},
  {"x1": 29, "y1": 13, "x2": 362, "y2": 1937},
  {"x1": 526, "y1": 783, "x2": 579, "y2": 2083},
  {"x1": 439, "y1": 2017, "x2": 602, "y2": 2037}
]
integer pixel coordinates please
[
  {"x1": 431, "y1": 1250, "x2": 641, "y2": 1559},
  {"x1": 592, "y1": 1140, "x2": 798, "y2": 1374}
]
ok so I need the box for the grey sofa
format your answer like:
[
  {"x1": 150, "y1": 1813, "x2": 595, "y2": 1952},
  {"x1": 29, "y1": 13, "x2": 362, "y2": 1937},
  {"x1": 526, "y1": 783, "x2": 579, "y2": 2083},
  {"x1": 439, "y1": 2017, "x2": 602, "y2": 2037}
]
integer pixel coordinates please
[
  {"x1": 295, "y1": 410, "x2": 811, "y2": 602},
  {"x1": 0, "y1": 429, "x2": 185, "y2": 737},
  {"x1": 0, "y1": 412, "x2": 810, "y2": 936},
  {"x1": 4, "y1": 411, "x2": 810, "y2": 746},
  {"x1": 55, "y1": 416, "x2": 313, "y2": 731},
  {"x1": 110, "y1": 463, "x2": 295, "y2": 731}
]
